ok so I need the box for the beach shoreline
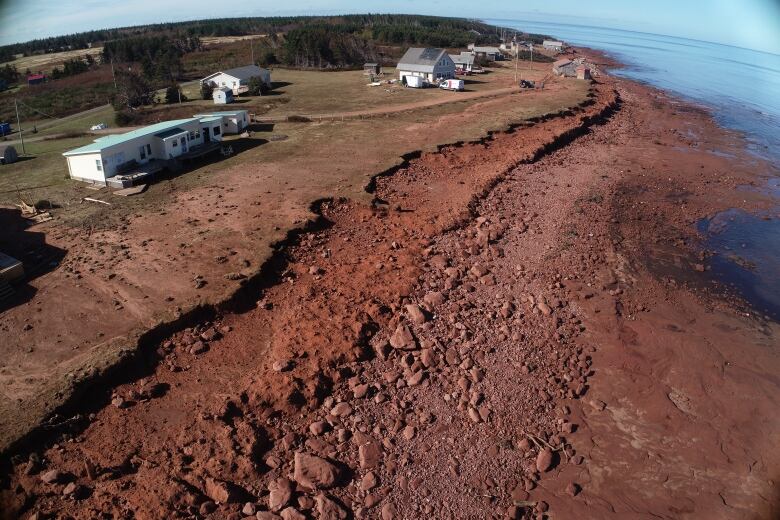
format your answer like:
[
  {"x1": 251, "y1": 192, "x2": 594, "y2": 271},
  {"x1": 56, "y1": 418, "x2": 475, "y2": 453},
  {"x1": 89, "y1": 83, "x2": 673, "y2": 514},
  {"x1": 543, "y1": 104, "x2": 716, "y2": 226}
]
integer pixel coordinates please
[{"x1": 1, "y1": 54, "x2": 778, "y2": 519}]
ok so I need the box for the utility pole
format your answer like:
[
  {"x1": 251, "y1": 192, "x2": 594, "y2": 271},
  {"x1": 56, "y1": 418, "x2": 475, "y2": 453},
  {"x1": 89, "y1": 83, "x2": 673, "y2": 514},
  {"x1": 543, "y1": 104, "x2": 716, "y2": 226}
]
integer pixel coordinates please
[
  {"x1": 14, "y1": 99, "x2": 25, "y2": 155},
  {"x1": 110, "y1": 58, "x2": 117, "y2": 92},
  {"x1": 529, "y1": 43, "x2": 534, "y2": 70}
]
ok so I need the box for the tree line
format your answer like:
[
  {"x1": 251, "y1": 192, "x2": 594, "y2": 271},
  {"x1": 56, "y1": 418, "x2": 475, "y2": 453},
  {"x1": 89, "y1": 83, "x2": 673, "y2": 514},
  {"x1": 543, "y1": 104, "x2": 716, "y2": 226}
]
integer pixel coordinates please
[{"x1": 1, "y1": 14, "x2": 504, "y2": 63}]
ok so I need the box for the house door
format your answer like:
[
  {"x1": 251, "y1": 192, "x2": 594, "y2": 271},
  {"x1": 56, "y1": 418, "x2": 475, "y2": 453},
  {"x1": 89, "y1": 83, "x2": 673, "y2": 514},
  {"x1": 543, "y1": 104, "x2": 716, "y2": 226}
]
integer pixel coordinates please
[
  {"x1": 180, "y1": 137, "x2": 187, "y2": 152},
  {"x1": 203, "y1": 127, "x2": 211, "y2": 142}
]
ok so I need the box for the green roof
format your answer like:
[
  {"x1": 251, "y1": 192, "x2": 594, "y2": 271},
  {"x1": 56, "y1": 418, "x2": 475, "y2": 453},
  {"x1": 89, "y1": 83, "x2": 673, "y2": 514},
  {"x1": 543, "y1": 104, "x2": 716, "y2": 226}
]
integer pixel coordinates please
[
  {"x1": 194, "y1": 111, "x2": 246, "y2": 117},
  {"x1": 63, "y1": 118, "x2": 200, "y2": 156},
  {"x1": 154, "y1": 127, "x2": 187, "y2": 139}
]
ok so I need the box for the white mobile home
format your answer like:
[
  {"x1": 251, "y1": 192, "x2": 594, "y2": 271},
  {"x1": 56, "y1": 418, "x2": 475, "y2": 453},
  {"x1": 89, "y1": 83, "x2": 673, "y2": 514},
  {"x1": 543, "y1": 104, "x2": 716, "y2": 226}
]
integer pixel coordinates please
[
  {"x1": 201, "y1": 65, "x2": 272, "y2": 96},
  {"x1": 193, "y1": 110, "x2": 250, "y2": 135},
  {"x1": 397, "y1": 48, "x2": 455, "y2": 84},
  {"x1": 62, "y1": 110, "x2": 249, "y2": 186}
]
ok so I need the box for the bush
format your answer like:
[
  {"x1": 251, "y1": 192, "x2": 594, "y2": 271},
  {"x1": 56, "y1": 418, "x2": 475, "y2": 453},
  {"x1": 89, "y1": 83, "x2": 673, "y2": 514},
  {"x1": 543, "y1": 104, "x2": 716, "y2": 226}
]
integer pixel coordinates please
[
  {"x1": 165, "y1": 85, "x2": 185, "y2": 104},
  {"x1": 200, "y1": 82, "x2": 213, "y2": 100},
  {"x1": 114, "y1": 110, "x2": 137, "y2": 126},
  {"x1": 246, "y1": 76, "x2": 262, "y2": 96}
]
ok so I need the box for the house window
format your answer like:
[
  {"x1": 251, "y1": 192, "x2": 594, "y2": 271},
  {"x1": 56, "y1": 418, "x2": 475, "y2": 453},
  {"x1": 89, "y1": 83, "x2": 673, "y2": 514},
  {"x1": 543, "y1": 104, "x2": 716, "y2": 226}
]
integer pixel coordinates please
[
  {"x1": 189, "y1": 131, "x2": 195, "y2": 140},
  {"x1": 172, "y1": 140, "x2": 177, "y2": 147},
  {"x1": 146, "y1": 144, "x2": 151, "y2": 155},
  {"x1": 213, "y1": 126, "x2": 221, "y2": 136},
  {"x1": 139, "y1": 145, "x2": 146, "y2": 159},
  {"x1": 195, "y1": 130, "x2": 200, "y2": 138},
  {"x1": 96, "y1": 159, "x2": 102, "y2": 171}
]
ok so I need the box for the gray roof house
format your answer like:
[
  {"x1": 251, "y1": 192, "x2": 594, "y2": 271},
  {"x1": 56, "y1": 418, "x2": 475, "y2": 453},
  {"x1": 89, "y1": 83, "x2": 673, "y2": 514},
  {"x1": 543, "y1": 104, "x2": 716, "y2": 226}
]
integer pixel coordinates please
[
  {"x1": 449, "y1": 52, "x2": 475, "y2": 71},
  {"x1": 396, "y1": 48, "x2": 456, "y2": 83}
]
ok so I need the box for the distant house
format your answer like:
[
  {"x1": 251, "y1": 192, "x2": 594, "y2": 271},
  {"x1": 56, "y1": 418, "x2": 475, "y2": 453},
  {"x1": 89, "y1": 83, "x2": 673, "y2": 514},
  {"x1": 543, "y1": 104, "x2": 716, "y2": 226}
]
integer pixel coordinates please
[
  {"x1": 27, "y1": 73, "x2": 45, "y2": 85},
  {"x1": 363, "y1": 62, "x2": 381, "y2": 75},
  {"x1": 449, "y1": 52, "x2": 475, "y2": 73},
  {"x1": 553, "y1": 59, "x2": 577, "y2": 77},
  {"x1": 0, "y1": 145, "x2": 18, "y2": 164},
  {"x1": 62, "y1": 111, "x2": 248, "y2": 186},
  {"x1": 469, "y1": 45, "x2": 503, "y2": 61},
  {"x1": 212, "y1": 86, "x2": 234, "y2": 105},
  {"x1": 543, "y1": 40, "x2": 565, "y2": 52},
  {"x1": 396, "y1": 48, "x2": 455, "y2": 84},
  {"x1": 201, "y1": 65, "x2": 272, "y2": 96},
  {"x1": 576, "y1": 65, "x2": 592, "y2": 80}
]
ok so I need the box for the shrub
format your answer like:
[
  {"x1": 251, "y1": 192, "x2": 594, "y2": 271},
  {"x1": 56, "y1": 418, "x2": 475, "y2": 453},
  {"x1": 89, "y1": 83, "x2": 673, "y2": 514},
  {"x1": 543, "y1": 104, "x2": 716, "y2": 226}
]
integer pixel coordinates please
[{"x1": 200, "y1": 82, "x2": 213, "y2": 100}]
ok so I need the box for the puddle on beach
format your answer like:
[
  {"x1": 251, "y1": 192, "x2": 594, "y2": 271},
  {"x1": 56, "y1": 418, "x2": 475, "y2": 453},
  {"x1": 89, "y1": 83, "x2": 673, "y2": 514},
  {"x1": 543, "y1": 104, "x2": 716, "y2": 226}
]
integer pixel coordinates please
[{"x1": 697, "y1": 207, "x2": 780, "y2": 320}]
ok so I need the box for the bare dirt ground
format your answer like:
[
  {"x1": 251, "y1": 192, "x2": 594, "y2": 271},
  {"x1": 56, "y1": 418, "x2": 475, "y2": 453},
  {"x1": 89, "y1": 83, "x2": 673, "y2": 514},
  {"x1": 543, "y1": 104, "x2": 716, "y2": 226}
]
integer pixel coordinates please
[
  {"x1": 1, "y1": 64, "x2": 777, "y2": 520},
  {"x1": 0, "y1": 73, "x2": 589, "y2": 454}
]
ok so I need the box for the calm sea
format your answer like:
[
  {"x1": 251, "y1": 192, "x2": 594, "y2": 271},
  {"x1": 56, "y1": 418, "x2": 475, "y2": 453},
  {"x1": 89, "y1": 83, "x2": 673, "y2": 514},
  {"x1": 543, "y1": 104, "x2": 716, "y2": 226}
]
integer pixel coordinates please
[{"x1": 489, "y1": 19, "x2": 780, "y2": 319}]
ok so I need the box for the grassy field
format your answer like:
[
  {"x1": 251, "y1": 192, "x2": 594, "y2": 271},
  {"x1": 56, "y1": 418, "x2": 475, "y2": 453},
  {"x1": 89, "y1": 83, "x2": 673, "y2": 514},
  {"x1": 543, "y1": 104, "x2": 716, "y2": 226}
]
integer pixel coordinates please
[
  {"x1": 1, "y1": 47, "x2": 103, "y2": 74},
  {"x1": 0, "y1": 63, "x2": 581, "y2": 227},
  {"x1": 141, "y1": 63, "x2": 523, "y2": 122}
]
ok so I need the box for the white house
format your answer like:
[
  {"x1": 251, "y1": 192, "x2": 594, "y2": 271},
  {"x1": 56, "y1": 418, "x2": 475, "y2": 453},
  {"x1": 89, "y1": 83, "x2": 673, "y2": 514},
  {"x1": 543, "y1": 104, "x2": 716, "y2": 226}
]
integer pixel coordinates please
[
  {"x1": 201, "y1": 65, "x2": 272, "y2": 96},
  {"x1": 449, "y1": 52, "x2": 475, "y2": 72},
  {"x1": 62, "y1": 110, "x2": 249, "y2": 185},
  {"x1": 193, "y1": 110, "x2": 250, "y2": 135},
  {"x1": 543, "y1": 40, "x2": 565, "y2": 52},
  {"x1": 213, "y1": 86, "x2": 234, "y2": 104},
  {"x1": 396, "y1": 48, "x2": 455, "y2": 84}
]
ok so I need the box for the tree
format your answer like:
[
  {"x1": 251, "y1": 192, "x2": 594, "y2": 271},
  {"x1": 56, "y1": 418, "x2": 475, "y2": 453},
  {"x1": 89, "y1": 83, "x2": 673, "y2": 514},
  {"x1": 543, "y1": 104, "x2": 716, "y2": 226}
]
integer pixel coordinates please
[
  {"x1": 165, "y1": 84, "x2": 184, "y2": 104},
  {"x1": 111, "y1": 69, "x2": 155, "y2": 110},
  {"x1": 246, "y1": 76, "x2": 262, "y2": 96},
  {"x1": 200, "y1": 82, "x2": 214, "y2": 100}
]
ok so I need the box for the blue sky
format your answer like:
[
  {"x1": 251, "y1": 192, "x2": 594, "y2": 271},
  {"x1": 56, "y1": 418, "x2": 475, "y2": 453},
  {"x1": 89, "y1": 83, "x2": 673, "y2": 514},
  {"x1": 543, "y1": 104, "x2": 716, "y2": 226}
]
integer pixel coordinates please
[{"x1": 1, "y1": 0, "x2": 779, "y2": 54}]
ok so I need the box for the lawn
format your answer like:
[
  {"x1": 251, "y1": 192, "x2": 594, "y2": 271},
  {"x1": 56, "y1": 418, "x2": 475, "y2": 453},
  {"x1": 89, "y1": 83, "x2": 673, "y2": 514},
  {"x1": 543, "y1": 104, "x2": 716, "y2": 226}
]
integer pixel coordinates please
[{"x1": 0, "y1": 136, "x2": 92, "y2": 207}]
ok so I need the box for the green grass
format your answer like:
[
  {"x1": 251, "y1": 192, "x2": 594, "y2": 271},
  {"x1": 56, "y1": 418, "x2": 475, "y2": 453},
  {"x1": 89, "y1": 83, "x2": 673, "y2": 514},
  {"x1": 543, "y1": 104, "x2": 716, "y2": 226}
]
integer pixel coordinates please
[{"x1": 0, "y1": 136, "x2": 92, "y2": 206}]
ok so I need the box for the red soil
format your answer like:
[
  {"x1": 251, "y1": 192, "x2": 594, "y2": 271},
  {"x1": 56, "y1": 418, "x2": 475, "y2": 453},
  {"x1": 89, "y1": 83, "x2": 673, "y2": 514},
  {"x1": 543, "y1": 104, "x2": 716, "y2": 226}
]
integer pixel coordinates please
[{"x1": 1, "y1": 72, "x2": 778, "y2": 520}]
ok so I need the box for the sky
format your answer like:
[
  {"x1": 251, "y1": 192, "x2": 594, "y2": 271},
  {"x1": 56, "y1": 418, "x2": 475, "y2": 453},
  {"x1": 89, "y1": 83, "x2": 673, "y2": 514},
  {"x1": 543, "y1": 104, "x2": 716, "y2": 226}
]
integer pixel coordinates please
[{"x1": 0, "y1": 0, "x2": 779, "y2": 55}]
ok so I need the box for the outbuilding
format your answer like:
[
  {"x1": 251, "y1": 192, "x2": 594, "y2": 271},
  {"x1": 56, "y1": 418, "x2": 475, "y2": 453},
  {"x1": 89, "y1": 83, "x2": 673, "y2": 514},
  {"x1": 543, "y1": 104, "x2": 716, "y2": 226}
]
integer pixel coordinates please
[
  {"x1": 576, "y1": 65, "x2": 592, "y2": 80},
  {"x1": 27, "y1": 73, "x2": 45, "y2": 85},
  {"x1": 0, "y1": 252, "x2": 24, "y2": 283},
  {"x1": 201, "y1": 65, "x2": 272, "y2": 96},
  {"x1": 0, "y1": 122, "x2": 11, "y2": 136},
  {"x1": 212, "y1": 86, "x2": 234, "y2": 105},
  {"x1": 0, "y1": 145, "x2": 18, "y2": 164},
  {"x1": 397, "y1": 48, "x2": 455, "y2": 84},
  {"x1": 553, "y1": 59, "x2": 577, "y2": 77},
  {"x1": 363, "y1": 63, "x2": 381, "y2": 75}
]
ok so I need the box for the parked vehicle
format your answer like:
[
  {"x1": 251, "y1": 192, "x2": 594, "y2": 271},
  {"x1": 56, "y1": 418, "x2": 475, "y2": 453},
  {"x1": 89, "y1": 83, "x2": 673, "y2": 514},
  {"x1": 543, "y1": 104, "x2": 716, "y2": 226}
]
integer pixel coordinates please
[
  {"x1": 403, "y1": 75, "x2": 425, "y2": 88},
  {"x1": 439, "y1": 79, "x2": 465, "y2": 92},
  {"x1": 90, "y1": 123, "x2": 108, "y2": 131}
]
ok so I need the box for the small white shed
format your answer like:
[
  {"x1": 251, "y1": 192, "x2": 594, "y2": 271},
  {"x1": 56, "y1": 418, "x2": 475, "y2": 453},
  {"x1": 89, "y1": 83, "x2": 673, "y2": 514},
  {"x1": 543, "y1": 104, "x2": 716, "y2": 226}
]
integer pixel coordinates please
[{"x1": 213, "y1": 87, "x2": 234, "y2": 105}]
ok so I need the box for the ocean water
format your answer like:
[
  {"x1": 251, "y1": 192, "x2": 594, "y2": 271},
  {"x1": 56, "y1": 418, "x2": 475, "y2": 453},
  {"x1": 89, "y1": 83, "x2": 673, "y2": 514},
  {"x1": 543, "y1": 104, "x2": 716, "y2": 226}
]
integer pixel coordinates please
[{"x1": 488, "y1": 19, "x2": 780, "y2": 319}]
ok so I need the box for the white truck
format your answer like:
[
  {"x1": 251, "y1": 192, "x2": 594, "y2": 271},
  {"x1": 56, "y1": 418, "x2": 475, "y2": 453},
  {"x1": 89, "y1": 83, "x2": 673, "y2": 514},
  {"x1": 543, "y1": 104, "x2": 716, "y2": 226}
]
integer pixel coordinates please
[
  {"x1": 403, "y1": 75, "x2": 425, "y2": 88},
  {"x1": 439, "y1": 79, "x2": 465, "y2": 92}
]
